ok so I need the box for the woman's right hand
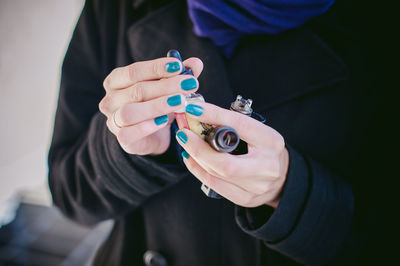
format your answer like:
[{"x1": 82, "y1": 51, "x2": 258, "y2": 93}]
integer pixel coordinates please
[{"x1": 99, "y1": 57, "x2": 203, "y2": 156}]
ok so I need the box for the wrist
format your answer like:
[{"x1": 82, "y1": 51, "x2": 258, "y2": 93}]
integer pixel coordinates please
[{"x1": 265, "y1": 147, "x2": 289, "y2": 208}]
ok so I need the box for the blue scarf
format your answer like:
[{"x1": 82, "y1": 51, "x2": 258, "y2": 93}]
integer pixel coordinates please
[{"x1": 187, "y1": 0, "x2": 334, "y2": 57}]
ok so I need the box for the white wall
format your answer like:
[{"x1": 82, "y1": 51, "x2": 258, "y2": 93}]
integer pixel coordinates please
[{"x1": 0, "y1": 0, "x2": 85, "y2": 225}]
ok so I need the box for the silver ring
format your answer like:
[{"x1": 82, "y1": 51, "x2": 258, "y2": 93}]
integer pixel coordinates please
[{"x1": 112, "y1": 111, "x2": 121, "y2": 129}]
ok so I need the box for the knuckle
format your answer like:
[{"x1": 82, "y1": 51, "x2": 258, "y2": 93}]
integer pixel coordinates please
[
  {"x1": 190, "y1": 147, "x2": 200, "y2": 159},
  {"x1": 103, "y1": 75, "x2": 111, "y2": 90},
  {"x1": 240, "y1": 194, "x2": 255, "y2": 207},
  {"x1": 127, "y1": 64, "x2": 137, "y2": 83},
  {"x1": 152, "y1": 60, "x2": 164, "y2": 77},
  {"x1": 129, "y1": 84, "x2": 144, "y2": 102},
  {"x1": 268, "y1": 158, "x2": 281, "y2": 178},
  {"x1": 98, "y1": 99, "x2": 106, "y2": 114},
  {"x1": 271, "y1": 132, "x2": 285, "y2": 152},
  {"x1": 168, "y1": 76, "x2": 183, "y2": 91},
  {"x1": 98, "y1": 96, "x2": 111, "y2": 114}
]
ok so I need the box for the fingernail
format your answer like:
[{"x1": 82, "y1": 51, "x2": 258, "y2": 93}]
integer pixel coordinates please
[
  {"x1": 165, "y1": 62, "x2": 181, "y2": 73},
  {"x1": 181, "y1": 150, "x2": 190, "y2": 159},
  {"x1": 177, "y1": 131, "x2": 187, "y2": 144},
  {"x1": 185, "y1": 104, "x2": 203, "y2": 116},
  {"x1": 154, "y1": 115, "x2": 168, "y2": 125},
  {"x1": 167, "y1": 95, "x2": 182, "y2": 106},
  {"x1": 181, "y1": 78, "x2": 197, "y2": 91}
]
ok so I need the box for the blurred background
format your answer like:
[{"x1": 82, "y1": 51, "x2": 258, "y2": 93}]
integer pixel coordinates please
[{"x1": 0, "y1": 1, "x2": 112, "y2": 265}]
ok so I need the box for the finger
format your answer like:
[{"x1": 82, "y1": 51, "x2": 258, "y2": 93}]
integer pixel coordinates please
[
  {"x1": 177, "y1": 129, "x2": 278, "y2": 196},
  {"x1": 182, "y1": 153, "x2": 258, "y2": 207},
  {"x1": 182, "y1": 57, "x2": 203, "y2": 78},
  {"x1": 121, "y1": 129, "x2": 168, "y2": 156},
  {"x1": 106, "y1": 113, "x2": 121, "y2": 135},
  {"x1": 99, "y1": 75, "x2": 198, "y2": 115},
  {"x1": 103, "y1": 57, "x2": 183, "y2": 91},
  {"x1": 176, "y1": 128, "x2": 250, "y2": 180},
  {"x1": 116, "y1": 115, "x2": 169, "y2": 150},
  {"x1": 185, "y1": 102, "x2": 284, "y2": 149},
  {"x1": 115, "y1": 94, "x2": 184, "y2": 127}
]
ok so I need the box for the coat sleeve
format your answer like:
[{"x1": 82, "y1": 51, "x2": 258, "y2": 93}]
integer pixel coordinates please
[
  {"x1": 235, "y1": 144, "x2": 380, "y2": 265},
  {"x1": 48, "y1": 0, "x2": 187, "y2": 226}
]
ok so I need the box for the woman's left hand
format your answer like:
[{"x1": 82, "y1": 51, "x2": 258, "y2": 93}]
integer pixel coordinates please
[{"x1": 176, "y1": 102, "x2": 289, "y2": 208}]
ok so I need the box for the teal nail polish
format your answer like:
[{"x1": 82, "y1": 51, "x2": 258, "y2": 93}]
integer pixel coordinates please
[
  {"x1": 181, "y1": 150, "x2": 190, "y2": 159},
  {"x1": 165, "y1": 62, "x2": 181, "y2": 73},
  {"x1": 185, "y1": 104, "x2": 204, "y2": 116},
  {"x1": 181, "y1": 78, "x2": 197, "y2": 91},
  {"x1": 154, "y1": 115, "x2": 168, "y2": 125},
  {"x1": 177, "y1": 131, "x2": 187, "y2": 144},
  {"x1": 167, "y1": 95, "x2": 181, "y2": 106}
]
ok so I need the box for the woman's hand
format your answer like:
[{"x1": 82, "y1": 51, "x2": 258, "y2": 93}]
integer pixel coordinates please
[
  {"x1": 176, "y1": 102, "x2": 289, "y2": 208},
  {"x1": 99, "y1": 57, "x2": 203, "y2": 155}
]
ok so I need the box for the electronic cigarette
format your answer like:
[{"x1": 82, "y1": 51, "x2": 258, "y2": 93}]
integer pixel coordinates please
[
  {"x1": 167, "y1": 50, "x2": 239, "y2": 199},
  {"x1": 167, "y1": 50, "x2": 192, "y2": 130},
  {"x1": 166, "y1": 50, "x2": 266, "y2": 199}
]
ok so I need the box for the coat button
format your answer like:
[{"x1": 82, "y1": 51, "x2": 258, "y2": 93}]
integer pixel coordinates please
[{"x1": 143, "y1": 250, "x2": 168, "y2": 266}]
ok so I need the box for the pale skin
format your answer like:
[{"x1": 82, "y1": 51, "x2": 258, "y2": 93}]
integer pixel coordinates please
[{"x1": 99, "y1": 57, "x2": 289, "y2": 208}]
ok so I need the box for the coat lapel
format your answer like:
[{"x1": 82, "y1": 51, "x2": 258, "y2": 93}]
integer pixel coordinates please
[
  {"x1": 126, "y1": 0, "x2": 234, "y2": 108},
  {"x1": 127, "y1": 0, "x2": 349, "y2": 113}
]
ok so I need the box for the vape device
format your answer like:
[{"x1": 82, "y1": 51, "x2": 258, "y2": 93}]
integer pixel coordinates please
[
  {"x1": 167, "y1": 50, "x2": 192, "y2": 130},
  {"x1": 167, "y1": 50, "x2": 240, "y2": 154},
  {"x1": 166, "y1": 50, "x2": 266, "y2": 199}
]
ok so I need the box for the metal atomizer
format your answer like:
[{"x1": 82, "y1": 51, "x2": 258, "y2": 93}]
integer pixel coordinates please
[{"x1": 185, "y1": 93, "x2": 240, "y2": 153}]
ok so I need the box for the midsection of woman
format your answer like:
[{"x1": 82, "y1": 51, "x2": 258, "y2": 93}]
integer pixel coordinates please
[{"x1": 49, "y1": 0, "x2": 378, "y2": 265}]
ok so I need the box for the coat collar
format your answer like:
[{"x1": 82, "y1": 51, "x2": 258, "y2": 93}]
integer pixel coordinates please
[
  {"x1": 126, "y1": 0, "x2": 234, "y2": 108},
  {"x1": 127, "y1": 0, "x2": 349, "y2": 112}
]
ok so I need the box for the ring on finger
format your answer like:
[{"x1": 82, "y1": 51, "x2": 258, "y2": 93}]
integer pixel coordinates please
[{"x1": 112, "y1": 111, "x2": 122, "y2": 129}]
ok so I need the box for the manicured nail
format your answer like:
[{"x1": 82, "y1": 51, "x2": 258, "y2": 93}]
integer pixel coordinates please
[
  {"x1": 154, "y1": 115, "x2": 168, "y2": 125},
  {"x1": 181, "y1": 78, "x2": 197, "y2": 91},
  {"x1": 185, "y1": 104, "x2": 203, "y2": 116},
  {"x1": 165, "y1": 62, "x2": 181, "y2": 73},
  {"x1": 167, "y1": 95, "x2": 182, "y2": 106},
  {"x1": 181, "y1": 150, "x2": 190, "y2": 159},
  {"x1": 177, "y1": 131, "x2": 187, "y2": 144}
]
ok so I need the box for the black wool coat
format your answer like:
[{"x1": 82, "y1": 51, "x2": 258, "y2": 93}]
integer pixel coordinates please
[{"x1": 48, "y1": 0, "x2": 385, "y2": 265}]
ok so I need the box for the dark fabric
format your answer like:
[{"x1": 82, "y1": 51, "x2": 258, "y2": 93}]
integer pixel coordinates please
[
  {"x1": 236, "y1": 146, "x2": 354, "y2": 265},
  {"x1": 48, "y1": 0, "x2": 385, "y2": 265},
  {"x1": 186, "y1": 0, "x2": 335, "y2": 56}
]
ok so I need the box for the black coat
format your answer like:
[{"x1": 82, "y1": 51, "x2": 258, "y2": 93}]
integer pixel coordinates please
[{"x1": 48, "y1": 0, "x2": 385, "y2": 265}]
